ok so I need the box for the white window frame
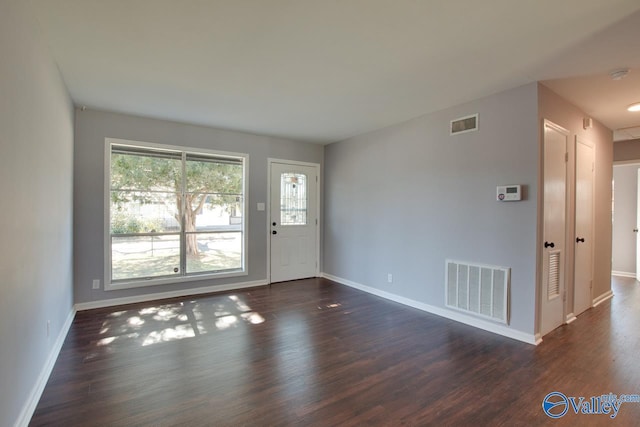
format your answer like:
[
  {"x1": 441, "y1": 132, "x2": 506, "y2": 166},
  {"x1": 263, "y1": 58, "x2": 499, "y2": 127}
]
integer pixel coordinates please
[{"x1": 104, "y1": 138, "x2": 249, "y2": 291}]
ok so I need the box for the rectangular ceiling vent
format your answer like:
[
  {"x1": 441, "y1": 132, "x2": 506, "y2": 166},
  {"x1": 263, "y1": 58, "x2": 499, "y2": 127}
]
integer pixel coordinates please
[
  {"x1": 445, "y1": 259, "x2": 509, "y2": 324},
  {"x1": 450, "y1": 113, "x2": 478, "y2": 135},
  {"x1": 617, "y1": 126, "x2": 640, "y2": 140}
]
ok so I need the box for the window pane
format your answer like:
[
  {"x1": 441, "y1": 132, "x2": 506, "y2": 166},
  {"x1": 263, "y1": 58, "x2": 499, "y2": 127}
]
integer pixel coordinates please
[
  {"x1": 111, "y1": 152, "x2": 181, "y2": 192},
  {"x1": 186, "y1": 159, "x2": 243, "y2": 195},
  {"x1": 280, "y1": 173, "x2": 307, "y2": 225},
  {"x1": 186, "y1": 232, "x2": 242, "y2": 274},
  {"x1": 108, "y1": 142, "x2": 247, "y2": 285},
  {"x1": 110, "y1": 191, "x2": 180, "y2": 234},
  {"x1": 111, "y1": 235, "x2": 180, "y2": 281},
  {"x1": 186, "y1": 194, "x2": 243, "y2": 232}
]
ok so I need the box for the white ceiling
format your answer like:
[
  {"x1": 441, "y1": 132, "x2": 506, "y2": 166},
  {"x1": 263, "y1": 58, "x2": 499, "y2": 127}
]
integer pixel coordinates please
[{"x1": 31, "y1": 0, "x2": 640, "y2": 144}]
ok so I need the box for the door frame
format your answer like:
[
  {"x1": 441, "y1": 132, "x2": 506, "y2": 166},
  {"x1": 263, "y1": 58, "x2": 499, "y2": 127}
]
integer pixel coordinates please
[
  {"x1": 267, "y1": 158, "x2": 321, "y2": 284},
  {"x1": 612, "y1": 160, "x2": 640, "y2": 279}
]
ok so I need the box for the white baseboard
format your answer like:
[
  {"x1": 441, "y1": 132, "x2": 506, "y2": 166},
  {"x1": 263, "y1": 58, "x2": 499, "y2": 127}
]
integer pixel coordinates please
[
  {"x1": 534, "y1": 333, "x2": 543, "y2": 345},
  {"x1": 14, "y1": 307, "x2": 76, "y2": 427},
  {"x1": 75, "y1": 279, "x2": 269, "y2": 311},
  {"x1": 612, "y1": 271, "x2": 636, "y2": 278},
  {"x1": 321, "y1": 272, "x2": 538, "y2": 345},
  {"x1": 593, "y1": 290, "x2": 614, "y2": 307},
  {"x1": 565, "y1": 313, "x2": 577, "y2": 324}
]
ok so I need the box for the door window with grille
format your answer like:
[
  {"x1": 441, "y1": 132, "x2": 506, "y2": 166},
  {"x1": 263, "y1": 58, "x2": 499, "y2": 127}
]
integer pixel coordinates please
[{"x1": 280, "y1": 173, "x2": 307, "y2": 226}]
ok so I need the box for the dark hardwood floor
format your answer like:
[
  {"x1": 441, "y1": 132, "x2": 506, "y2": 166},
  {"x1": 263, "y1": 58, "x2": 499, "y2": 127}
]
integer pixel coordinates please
[{"x1": 30, "y1": 277, "x2": 640, "y2": 426}]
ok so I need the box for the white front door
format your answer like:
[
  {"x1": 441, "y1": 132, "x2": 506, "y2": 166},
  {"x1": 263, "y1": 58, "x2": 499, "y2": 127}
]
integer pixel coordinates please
[
  {"x1": 574, "y1": 137, "x2": 594, "y2": 316},
  {"x1": 270, "y1": 161, "x2": 319, "y2": 283},
  {"x1": 541, "y1": 120, "x2": 568, "y2": 336}
]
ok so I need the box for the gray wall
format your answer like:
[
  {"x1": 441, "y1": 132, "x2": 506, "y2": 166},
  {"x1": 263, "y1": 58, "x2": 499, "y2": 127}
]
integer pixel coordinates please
[
  {"x1": 324, "y1": 83, "x2": 539, "y2": 335},
  {"x1": 538, "y1": 84, "x2": 613, "y2": 311},
  {"x1": 613, "y1": 138, "x2": 640, "y2": 162},
  {"x1": 74, "y1": 109, "x2": 323, "y2": 304},
  {"x1": 612, "y1": 164, "x2": 638, "y2": 274},
  {"x1": 0, "y1": 1, "x2": 75, "y2": 425}
]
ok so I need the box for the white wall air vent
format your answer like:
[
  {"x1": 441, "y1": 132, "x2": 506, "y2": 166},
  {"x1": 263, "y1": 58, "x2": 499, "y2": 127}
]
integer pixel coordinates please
[
  {"x1": 445, "y1": 260, "x2": 509, "y2": 324},
  {"x1": 450, "y1": 113, "x2": 478, "y2": 135}
]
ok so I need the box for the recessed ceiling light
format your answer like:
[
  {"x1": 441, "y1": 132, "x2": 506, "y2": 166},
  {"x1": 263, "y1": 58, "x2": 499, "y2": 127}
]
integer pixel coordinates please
[{"x1": 628, "y1": 103, "x2": 640, "y2": 112}]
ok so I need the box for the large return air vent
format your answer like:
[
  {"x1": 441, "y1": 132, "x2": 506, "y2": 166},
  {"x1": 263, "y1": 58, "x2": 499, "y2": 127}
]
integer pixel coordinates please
[
  {"x1": 450, "y1": 113, "x2": 478, "y2": 135},
  {"x1": 445, "y1": 260, "x2": 509, "y2": 324}
]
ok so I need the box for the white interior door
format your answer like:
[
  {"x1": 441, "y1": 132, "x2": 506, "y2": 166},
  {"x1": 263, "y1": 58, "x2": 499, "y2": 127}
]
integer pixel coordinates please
[
  {"x1": 270, "y1": 161, "x2": 319, "y2": 283},
  {"x1": 636, "y1": 169, "x2": 640, "y2": 281},
  {"x1": 541, "y1": 120, "x2": 568, "y2": 336},
  {"x1": 574, "y1": 137, "x2": 594, "y2": 316}
]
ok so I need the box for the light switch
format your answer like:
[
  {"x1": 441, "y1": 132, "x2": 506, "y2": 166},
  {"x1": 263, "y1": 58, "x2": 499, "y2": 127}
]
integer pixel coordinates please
[{"x1": 257, "y1": 202, "x2": 265, "y2": 211}]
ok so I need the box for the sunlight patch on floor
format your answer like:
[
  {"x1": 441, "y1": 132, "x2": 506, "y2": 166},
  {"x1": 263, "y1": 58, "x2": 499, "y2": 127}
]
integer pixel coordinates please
[
  {"x1": 317, "y1": 302, "x2": 342, "y2": 310},
  {"x1": 241, "y1": 312, "x2": 265, "y2": 324},
  {"x1": 93, "y1": 294, "x2": 267, "y2": 348},
  {"x1": 142, "y1": 324, "x2": 196, "y2": 346}
]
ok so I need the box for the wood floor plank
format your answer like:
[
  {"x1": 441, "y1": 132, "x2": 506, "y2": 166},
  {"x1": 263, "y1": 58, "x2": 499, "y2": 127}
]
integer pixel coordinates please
[{"x1": 30, "y1": 277, "x2": 640, "y2": 426}]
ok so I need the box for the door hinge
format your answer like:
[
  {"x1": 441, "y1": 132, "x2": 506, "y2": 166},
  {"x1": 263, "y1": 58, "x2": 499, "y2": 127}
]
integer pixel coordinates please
[
  {"x1": 563, "y1": 290, "x2": 567, "y2": 302},
  {"x1": 316, "y1": 175, "x2": 318, "y2": 182},
  {"x1": 316, "y1": 218, "x2": 318, "y2": 225},
  {"x1": 565, "y1": 152, "x2": 568, "y2": 162}
]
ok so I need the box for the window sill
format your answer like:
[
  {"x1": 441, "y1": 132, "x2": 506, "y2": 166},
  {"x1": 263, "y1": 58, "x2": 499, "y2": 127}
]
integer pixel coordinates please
[{"x1": 104, "y1": 269, "x2": 248, "y2": 291}]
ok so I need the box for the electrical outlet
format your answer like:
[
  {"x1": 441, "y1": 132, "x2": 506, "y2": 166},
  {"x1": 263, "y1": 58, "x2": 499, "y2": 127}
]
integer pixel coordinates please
[
  {"x1": 387, "y1": 274, "x2": 393, "y2": 283},
  {"x1": 46, "y1": 320, "x2": 50, "y2": 338},
  {"x1": 92, "y1": 279, "x2": 100, "y2": 290}
]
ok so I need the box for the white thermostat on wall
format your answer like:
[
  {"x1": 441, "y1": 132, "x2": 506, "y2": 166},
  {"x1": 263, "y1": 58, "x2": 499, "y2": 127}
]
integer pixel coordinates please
[{"x1": 496, "y1": 185, "x2": 522, "y2": 201}]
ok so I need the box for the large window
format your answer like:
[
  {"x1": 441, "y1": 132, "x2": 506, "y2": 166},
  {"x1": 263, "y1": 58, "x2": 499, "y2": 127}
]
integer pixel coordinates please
[{"x1": 105, "y1": 139, "x2": 247, "y2": 289}]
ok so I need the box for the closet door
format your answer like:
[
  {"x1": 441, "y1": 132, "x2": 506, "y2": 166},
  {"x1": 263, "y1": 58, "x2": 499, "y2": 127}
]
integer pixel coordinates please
[
  {"x1": 574, "y1": 137, "x2": 594, "y2": 316},
  {"x1": 541, "y1": 120, "x2": 568, "y2": 336}
]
